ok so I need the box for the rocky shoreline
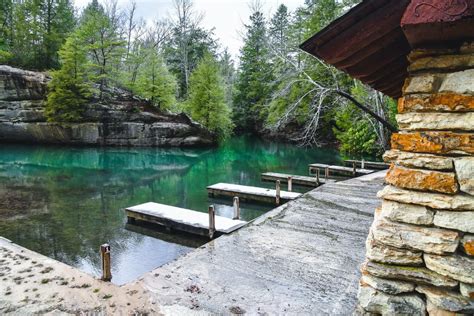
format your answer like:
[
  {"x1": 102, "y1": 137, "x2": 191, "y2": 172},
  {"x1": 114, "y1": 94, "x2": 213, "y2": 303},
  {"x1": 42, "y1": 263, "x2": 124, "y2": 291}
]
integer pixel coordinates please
[{"x1": 0, "y1": 65, "x2": 215, "y2": 147}]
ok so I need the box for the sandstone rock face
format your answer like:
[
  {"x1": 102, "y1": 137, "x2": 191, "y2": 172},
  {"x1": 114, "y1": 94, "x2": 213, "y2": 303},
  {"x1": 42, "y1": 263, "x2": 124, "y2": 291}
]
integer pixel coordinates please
[
  {"x1": 424, "y1": 254, "x2": 474, "y2": 284},
  {"x1": 416, "y1": 286, "x2": 474, "y2": 313},
  {"x1": 358, "y1": 283, "x2": 426, "y2": 316},
  {"x1": 439, "y1": 69, "x2": 474, "y2": 95},
  {"x1": 361, "y1": 274, "x2": 415, "y2": 295},
  {"x1": 398, "y1": 93, "x2": 474, "y2": 113},
  {"x1": 372, "y1": 218, "x2": 459, "y2": 255},
  {"x1": 454, "y1": 158, "x2": 474, "y2": 196},
  {"x1": 385, "y1": 165, "x2": 458, "y2": 194},
  {"x1": 378, "y1": 186, "x2": 474, "y2": 211},
  {"x1": 383, "y1": 150, "x2": 454, "y2": 171},
  {"x1": 461, "y1": 235, "x2": 474, "y2": 256},
  {"x1": 433, "y1": 211, "x2": 474, "y2": 233},
  {"x1": 397, "y1": 113, "x2": 474, "y2": 132},
  {"x1": 0, "y1": 66, "x2": 215, "y2": 147},
  {"x1": 363, "y1": 261, "x2": 458, "y2": 288},
  {"x1": 391, "y1": 132, "x2": 474, "y2": 155},
  {"x1": 381, "y1": 200, "x2": 434, "y2": 225}
]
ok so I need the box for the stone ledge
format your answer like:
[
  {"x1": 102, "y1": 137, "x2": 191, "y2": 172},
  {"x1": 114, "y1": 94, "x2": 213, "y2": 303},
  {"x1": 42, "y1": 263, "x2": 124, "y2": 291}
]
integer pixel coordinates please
[
  {"x1": 381, "y1": 200, "x2": 434, "y2": 225},
  {"x1": 416, "y1": 286, "x2": 474, "y2": 313},
  {"x1": 397, "y1": 113, "x2": 474, "y2": 132},
  {"x1": 398, "y1": 93, "x2": 474, "y2": 113},
  {"x1": 383, "y1": 150, "x2": 454, "y2": 171},
  {"x1": 366, "y1": 232, "x2": 424, "y2": 266},
  {"x1": 434, "y1": 211, "x2": 474, "y2": 233},
  {"x1": 404, "y1": 74, "x2": 442, "y2": 94},
  {"x1": 385, "y1": 165, "x2": 458, "y2": 194},
  {"x1": 391, "y1": 132, "x2": 474, "y2": 155},
  {"x1": 461, "y1": 235, "x2": 474, "y2": 256},
  {"x1": 408, "y1": 55, "x2": 474, "y2": 73},
  {"x1": 363, "y1": 261, "x2": 458, "y2": 288},
  {"x1": 372, "y1": 218, "x2": 459, "y2": 255},
  {"x1": 360, "y1": 273, "x2": 415, "y2": 295},
  {"x1": 378, "y1": 186, "x2": 474, "y2": 211},
  {"x1": 439, "y1": 69, "x2": 474, "y2": 95},
  {"x1": 358, "y1": 283, "x2": 425, "y2": 315},
  {"x1": 454, "y1": 158, "x2": 474, "y2": 196},
  {"x1": 424, "y1": 254, "x2": 474, "y2": 284}
]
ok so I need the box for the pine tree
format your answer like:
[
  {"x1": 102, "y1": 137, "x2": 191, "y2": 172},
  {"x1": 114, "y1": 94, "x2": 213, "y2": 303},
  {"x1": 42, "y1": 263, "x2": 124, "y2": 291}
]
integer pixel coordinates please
[
  {"x1": 186, "y1": 54, "x2": 233, "y2": 140},
  {"x1": 45, "y1": 34, "x2": 92, "y2": 122},
  {"x1": 233, "y1": 9, "x2": 273, "y2": 133},
  {"x1": 134, "y1": 48, "x2": 178, "y2": 111}
]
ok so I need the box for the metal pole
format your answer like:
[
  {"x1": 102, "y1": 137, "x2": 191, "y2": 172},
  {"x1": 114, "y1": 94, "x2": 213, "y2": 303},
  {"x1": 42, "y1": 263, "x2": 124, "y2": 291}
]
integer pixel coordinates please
[
  {"x1": 208, "y1": 205, "x2": 216, "y2": 239},
  {"x1": 100, "y1": 244, "x2": 112, "y2": 282},
  {"x1": 276, "y1": 180, "x2": 281, "y2": 205},
  {"x1": 233, "y1": 197, "x2": 240, "y2": 220}
]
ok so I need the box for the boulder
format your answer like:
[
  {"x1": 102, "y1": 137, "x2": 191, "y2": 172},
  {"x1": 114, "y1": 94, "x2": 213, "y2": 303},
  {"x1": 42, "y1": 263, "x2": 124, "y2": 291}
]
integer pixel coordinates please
[
  {"x1": 366, "y1": 232, "x2": 424, "y2": 266},
  {"x1": 460, "y1": 283, "x2": 474, "y2": 299}
]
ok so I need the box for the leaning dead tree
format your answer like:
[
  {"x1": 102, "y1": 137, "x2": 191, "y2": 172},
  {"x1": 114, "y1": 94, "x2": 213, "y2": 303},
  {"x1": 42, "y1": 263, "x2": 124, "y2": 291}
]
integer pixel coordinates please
[{"x1": 268, "y1": 47, "x2": 397, "y2": 147}]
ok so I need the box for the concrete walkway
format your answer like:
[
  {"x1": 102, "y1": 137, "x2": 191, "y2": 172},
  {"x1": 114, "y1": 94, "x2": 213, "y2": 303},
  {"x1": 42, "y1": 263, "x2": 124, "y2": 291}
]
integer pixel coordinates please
[
  {"x1": 0, "y1": 171, "x2": 385, "y2": 315},
  {"x1": 136, "y1": 171, "x2": 385, "y2": 315}
]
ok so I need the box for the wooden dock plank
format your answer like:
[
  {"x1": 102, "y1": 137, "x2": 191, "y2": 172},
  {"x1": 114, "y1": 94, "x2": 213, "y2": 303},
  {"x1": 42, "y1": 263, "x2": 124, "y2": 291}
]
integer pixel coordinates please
[
  {"x1": 309, "y1": 163, "x2": 375, "y2": 177},
  {"x1": 125, "y1": 202, "x2": 247, "y2": 236},
  {"x1": 261, "y1": 172, "x2": 333, "y2": 187},
  {"x1": 207, "y1": 183, "x2": 301, "y2": 204},
  {"x1": 344, "y1": 159, "x2": 390, "y2": 170}
]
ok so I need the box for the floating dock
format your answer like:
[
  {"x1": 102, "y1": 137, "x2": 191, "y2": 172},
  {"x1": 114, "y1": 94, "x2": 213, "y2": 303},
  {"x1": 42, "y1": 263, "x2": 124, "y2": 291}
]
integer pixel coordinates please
[
  {"x1": 125, "y1": 202, "x2": 247, "y2": 237},
  {"x1": 207, "y1": 183, "x2": 301, "y2": 204},
  {"x1": 344, "y1": 159, "x2": 390, "y2": 170},
  {"x1": 261, "y1": 172, "x2": 333, "y2": 187},
  {"x1": 309, "y1": 163, "x2": 375, "y2": 177}
]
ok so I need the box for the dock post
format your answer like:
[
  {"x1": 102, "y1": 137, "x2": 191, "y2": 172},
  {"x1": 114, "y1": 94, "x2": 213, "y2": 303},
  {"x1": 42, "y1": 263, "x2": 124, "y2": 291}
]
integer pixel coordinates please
[
  {"x1": 352, "y1": 161, "x2": 356, "y2": 176},
  {"x1": 100, "y1": 244, "x2": 112, "y2": 282},
  {"x1": 276, "y1": 180, "x2": 281, "y2": 205},
  {"x1": 361, "y1": 159, "x2": 365, "y2": 169},
  {"x1": 287, "y1": 176, "x2": 293, "y2": 192},
  {"x1": 325, "y1": 167, "x2": 329, "y2": 181},
  {"x1": 208, "y1": 205, "x2": 216, "y2": 239},
  {"x1": 316, "y1": 168, "x2": 320, "y2": 185},
  {"x1": 233, "y1": 197, "x2": 240, "y2": 220}
]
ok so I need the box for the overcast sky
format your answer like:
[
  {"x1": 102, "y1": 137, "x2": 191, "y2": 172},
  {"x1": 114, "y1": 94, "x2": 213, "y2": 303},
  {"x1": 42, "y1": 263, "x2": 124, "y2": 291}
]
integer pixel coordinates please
[{"x1": 74, "y1": 0, "x2": 306, "y2": 60}]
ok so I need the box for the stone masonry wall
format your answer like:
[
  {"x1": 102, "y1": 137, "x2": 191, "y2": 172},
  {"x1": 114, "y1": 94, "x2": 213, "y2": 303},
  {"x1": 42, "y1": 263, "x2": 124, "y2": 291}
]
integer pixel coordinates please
[{"x1": 356, "y1": 42, "x2": 474, "y2": 315}]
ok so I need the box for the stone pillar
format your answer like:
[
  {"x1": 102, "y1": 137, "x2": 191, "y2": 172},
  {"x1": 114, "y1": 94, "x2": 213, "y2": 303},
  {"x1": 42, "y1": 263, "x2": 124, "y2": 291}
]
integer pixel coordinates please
[{"x1": 356, "y1": 42, "x2": 474, "y2": 315}]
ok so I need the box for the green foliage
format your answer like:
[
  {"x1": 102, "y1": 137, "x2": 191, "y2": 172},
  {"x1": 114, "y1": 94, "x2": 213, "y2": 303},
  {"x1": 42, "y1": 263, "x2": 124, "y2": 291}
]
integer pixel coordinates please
[
  {"x1": 133, "y1": 48, "x2": 177, "y2": 111},
  {"x1": 45, "y1": 34, "x2": 92, "y2": 122},
  {"x1": 186, "y1": 54, "x2": 234, "y2": 141},
  {"x1": 233, "y1": 9, "x2": 273, "y2": 133}
]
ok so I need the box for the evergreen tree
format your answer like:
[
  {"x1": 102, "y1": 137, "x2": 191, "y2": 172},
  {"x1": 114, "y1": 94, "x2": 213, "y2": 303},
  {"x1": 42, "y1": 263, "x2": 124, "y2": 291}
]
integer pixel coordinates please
[
  {"x1": 233, "y1": 8, "x2": 273, "y2": 133},
  {"x1": 186, "y1": 54, "x2": 233, "y2": 140},
  {"x1": 45, "y1": 34, "x2": 92, "y2": 122},
  {"x1": 79, "y1": 0, "x2": 125, "y2": 99},
  {"x1": 134, "y1": 48, "x2": 177, "y2": 111}
]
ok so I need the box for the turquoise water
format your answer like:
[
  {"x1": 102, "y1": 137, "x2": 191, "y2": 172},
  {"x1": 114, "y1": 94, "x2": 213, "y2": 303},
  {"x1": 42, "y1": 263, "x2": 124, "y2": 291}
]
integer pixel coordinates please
[{"x1": 0, "y1": 137, "x2": 341, "y2": 284}]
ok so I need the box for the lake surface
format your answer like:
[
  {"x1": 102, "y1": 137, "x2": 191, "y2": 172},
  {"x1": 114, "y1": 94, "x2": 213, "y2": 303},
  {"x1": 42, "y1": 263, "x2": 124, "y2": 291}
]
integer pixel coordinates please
[{"x1": 0, "y1": 137, "x2": 341, "y2": 284}]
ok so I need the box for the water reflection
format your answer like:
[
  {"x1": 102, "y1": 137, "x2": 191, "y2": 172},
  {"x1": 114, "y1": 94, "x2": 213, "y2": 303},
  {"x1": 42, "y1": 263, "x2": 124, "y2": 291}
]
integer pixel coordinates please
[{"x1": 0, "y1": 137, "x2": 340, "y2": 284}]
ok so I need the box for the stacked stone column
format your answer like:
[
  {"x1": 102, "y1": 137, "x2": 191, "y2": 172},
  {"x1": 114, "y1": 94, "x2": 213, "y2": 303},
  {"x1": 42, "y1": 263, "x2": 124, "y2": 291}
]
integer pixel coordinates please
[{"x1": 357, "y1": 42, "x2": 474, "y2": 315}]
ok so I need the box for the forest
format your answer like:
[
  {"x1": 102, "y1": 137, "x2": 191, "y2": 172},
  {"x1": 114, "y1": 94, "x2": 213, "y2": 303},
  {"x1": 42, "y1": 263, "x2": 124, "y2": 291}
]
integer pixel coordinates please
[{"x1": 0, "y1": 0, "x2": 397, "y2": 156}]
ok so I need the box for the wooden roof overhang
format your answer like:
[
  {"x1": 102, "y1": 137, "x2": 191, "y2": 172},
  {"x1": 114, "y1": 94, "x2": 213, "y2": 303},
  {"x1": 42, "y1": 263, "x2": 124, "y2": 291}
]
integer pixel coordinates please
[{"x1": 300, "y1": 0, "x2": 474, "y2": 99}]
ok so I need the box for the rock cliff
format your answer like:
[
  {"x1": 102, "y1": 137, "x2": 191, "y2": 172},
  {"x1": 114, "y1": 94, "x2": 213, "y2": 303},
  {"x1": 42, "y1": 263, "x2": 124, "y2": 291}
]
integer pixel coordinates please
[{"x1": 0, "y1": 65, "x2": 215, "y2": 147}]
